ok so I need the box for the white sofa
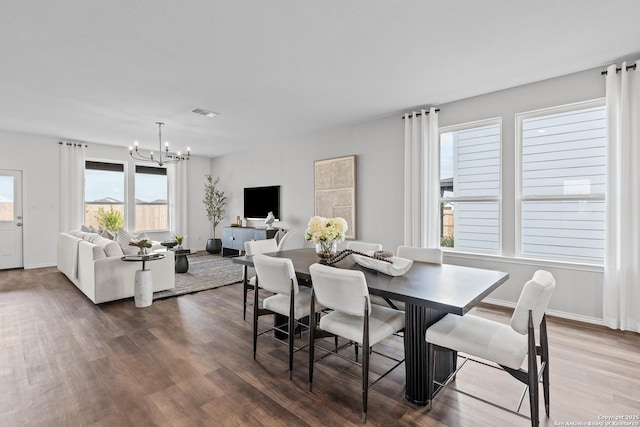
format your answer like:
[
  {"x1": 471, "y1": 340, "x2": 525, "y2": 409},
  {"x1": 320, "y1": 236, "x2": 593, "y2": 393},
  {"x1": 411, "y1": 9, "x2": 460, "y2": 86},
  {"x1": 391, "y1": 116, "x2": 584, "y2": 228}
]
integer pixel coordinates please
[{"x1": 57, "y1": 231, "x2": 175, "y2": 304}]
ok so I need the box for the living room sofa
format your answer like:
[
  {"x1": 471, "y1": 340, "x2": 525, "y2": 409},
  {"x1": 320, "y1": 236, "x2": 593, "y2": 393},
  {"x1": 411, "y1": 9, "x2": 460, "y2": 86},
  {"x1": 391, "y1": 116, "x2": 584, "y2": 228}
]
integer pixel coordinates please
[{"x1": 57, "y1": 231, "x2": 175, "y2": 304}]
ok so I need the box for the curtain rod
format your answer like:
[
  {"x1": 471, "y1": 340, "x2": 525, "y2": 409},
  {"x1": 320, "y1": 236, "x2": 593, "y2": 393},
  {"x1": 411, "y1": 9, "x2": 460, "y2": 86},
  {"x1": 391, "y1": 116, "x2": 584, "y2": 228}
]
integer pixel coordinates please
[
  {"x1": 401, "y1": 108, "x2": 440, "y2": 119},
  {"x1": 601, "y1": 63, "x2": 637, "y2": 76},
  {"x1": 58, "y1": 141, "x2": 88, "y2": 148}
]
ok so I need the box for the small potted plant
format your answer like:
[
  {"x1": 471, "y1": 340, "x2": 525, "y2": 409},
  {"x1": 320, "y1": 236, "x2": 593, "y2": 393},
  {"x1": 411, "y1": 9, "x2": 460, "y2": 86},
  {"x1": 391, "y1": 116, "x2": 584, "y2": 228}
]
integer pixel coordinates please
[
  {"x1": 129, "y1": 239, "x2": 152, "y2": 255},
  {"x1": 203, "y1": 174, "x2": 227, "y2": 254},
  {"x1": 174, "y1": 235, "x2": 184, "y2": 249}
]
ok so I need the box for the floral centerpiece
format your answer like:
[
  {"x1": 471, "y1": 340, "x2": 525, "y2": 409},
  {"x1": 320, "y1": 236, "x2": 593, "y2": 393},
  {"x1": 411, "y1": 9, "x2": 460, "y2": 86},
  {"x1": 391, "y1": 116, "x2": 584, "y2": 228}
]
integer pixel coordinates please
[
  {"x1": 129, "y1": 239, "x2": 152, "y2": 255},
  {"x1": 305, "y1": 216, "x2": 348, "y2": 258}
]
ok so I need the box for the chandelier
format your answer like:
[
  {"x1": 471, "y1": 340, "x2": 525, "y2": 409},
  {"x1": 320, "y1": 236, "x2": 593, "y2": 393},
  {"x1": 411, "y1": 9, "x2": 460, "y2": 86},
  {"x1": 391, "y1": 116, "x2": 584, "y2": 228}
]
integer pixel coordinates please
[{"x1": 129, "y1": 122, "x2": 190, "y2": 166}]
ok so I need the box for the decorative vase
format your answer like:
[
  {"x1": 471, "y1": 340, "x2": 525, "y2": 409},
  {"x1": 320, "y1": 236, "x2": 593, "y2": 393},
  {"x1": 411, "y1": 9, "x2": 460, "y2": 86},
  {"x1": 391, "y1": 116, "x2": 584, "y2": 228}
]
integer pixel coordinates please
[
  {"x1": 206, "y1": 238, "x2": 222, "y2": 254},
  {"x1": 316, "y1": 240, "x2": 337, "y2": 258},
  {"x1": 138, "y1": 247, "x2": 148, "y2": 255}
]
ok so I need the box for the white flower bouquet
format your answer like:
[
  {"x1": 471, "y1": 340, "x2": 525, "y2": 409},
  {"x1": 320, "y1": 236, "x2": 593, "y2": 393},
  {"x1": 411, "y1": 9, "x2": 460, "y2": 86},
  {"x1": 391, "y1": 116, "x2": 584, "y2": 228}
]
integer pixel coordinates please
[
  {"x1": 305, "y1": 216, "x2": 348, "y2": 243},
  {"x1": 305, "y1": 216, "x2": 348, "y2": 258}
]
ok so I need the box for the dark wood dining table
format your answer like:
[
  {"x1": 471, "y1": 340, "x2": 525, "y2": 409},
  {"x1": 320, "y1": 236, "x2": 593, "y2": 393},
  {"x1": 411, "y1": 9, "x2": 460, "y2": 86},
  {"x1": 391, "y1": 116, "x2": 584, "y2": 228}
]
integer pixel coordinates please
[{"x1": 232, "y1": 248, "x2": 509, "y2": 406}]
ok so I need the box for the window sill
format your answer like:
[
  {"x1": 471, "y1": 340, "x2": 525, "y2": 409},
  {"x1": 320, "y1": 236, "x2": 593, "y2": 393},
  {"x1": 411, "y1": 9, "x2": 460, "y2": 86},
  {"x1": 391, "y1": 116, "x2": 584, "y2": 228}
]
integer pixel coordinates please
[{"x1": 442, "y1": 250, "x2": 604, "y2": 273}]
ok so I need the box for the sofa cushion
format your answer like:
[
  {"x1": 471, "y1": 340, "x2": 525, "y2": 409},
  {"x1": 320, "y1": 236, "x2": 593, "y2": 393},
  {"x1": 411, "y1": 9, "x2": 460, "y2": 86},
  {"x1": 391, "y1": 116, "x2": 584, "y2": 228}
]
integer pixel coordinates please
[
  {"x1": 81, "y1": 232, "x2": 100, "y2": 242},
  {"x1": 91, "y1": 245, "x2": 107, "y2": 260},
  {"x1": 91, "y1": 236, "x2": 124, "y2": 257},
  {"x1": 87, "y1": 234, "x2": 103, "y2": 243}
]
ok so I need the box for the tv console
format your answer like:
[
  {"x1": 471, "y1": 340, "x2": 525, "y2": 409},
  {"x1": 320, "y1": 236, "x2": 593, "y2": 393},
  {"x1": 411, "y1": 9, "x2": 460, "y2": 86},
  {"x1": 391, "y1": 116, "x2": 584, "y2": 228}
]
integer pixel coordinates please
[{"x1": 222, "y1": 226, "x2": 278, "y2": 257}]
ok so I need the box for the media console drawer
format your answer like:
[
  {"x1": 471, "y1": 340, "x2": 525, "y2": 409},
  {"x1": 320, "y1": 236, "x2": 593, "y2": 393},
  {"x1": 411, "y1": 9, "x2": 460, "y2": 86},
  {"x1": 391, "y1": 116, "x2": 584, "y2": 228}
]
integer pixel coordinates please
[{"x1": 222, "y1": 226, "x2": 277, "y2": 256}]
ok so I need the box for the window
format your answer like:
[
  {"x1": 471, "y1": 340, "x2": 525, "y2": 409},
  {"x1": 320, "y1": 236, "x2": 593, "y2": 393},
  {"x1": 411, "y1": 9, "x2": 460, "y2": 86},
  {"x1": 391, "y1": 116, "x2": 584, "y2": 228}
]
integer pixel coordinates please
[
  {"x1": 135, "y1": 165, "x2": 168, "y2": 231},
  {"x1": 439, "y1": 120, "x2": 501, "y2": 254},
  {"x1": 84, "y1": 161, "x2": 125, "y2": 229},
  {"x1": 518, "y1": 102, "x2": 606, "y2": 263},
  {"x1": 0, "y1": 175, "x2": 14, "y2": 221}
]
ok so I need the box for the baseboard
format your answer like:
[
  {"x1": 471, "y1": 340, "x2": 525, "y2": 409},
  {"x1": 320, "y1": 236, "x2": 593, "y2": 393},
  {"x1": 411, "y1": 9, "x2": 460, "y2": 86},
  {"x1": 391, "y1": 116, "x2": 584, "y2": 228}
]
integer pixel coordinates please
[
  {"x1": 24, "y1": 262, "x2": 56, "y2": 270},
  {"x1": 483, "y1": 297, "x2": 605, "y2": 326}
]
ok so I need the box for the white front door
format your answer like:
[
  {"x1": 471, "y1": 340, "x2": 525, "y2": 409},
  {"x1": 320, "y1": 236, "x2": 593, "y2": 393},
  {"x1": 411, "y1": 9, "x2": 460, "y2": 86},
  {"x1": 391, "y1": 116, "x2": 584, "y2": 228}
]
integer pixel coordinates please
[{"x1": 0, "y1": 170, "x2": 23, "y2": 269}]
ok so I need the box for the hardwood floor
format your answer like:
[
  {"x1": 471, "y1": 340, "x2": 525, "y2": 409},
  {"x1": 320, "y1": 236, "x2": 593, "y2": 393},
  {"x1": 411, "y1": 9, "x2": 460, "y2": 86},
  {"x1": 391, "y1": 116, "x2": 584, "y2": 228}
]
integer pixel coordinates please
[{"x1": 1, "y1": 266, "x2": 639, "y2": 426}]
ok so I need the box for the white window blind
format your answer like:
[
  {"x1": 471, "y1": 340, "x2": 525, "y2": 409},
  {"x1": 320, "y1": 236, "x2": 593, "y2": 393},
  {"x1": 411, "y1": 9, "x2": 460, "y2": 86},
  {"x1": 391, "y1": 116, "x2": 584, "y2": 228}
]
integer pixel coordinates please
[
  {"x1": 440, "y1": 121, "x2": 501, "y2": 254},
  {"x1": 519, "y1": 103, "x2": 606, "y2": 263}
]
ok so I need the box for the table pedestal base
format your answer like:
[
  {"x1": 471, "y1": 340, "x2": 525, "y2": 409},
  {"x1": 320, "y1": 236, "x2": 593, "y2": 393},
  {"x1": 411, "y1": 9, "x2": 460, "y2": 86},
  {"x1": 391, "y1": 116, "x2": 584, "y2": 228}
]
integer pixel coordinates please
[
  {"x1": 134, "y1": 270, "x2": 153, "y2": 308},
  {"x1": 404, "y1": 303, "x2": 457, "y2": 405}
]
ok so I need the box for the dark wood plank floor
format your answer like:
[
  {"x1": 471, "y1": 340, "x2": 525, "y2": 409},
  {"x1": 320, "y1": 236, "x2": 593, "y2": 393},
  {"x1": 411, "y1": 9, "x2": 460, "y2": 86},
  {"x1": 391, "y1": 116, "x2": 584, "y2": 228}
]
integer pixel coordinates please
[{"x1": 1, "y1": 266, "x2": 639, "y2": 426}]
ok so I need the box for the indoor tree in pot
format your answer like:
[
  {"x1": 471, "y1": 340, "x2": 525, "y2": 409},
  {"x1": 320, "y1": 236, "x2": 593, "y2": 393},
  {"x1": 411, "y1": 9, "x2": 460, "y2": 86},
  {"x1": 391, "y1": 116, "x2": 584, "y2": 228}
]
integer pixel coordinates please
[{"x1": 203, "y1": 174, "x2": 227, "y2": 254}]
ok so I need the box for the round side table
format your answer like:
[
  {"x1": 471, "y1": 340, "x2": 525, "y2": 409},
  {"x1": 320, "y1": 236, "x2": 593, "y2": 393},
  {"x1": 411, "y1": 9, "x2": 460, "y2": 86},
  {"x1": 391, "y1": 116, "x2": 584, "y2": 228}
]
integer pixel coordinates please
[
  {"x1": 171, "y1": 248, "x2": 192, "y2": 273},
  {"x1": 121, "y1": 253, "x2": 166, "y2": 307}
]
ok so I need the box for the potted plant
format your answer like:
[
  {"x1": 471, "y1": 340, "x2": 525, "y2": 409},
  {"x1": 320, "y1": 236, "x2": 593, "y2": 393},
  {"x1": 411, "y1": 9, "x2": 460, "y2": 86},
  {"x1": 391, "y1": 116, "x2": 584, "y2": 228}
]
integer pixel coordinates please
[{"x1": 203, "y1": 174, "x2": 227, "y2": 254}]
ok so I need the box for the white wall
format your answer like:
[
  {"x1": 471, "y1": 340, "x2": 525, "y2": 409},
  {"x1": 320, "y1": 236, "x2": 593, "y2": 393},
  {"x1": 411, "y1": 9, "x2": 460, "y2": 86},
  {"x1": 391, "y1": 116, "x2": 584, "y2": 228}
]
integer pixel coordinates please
[
  {"x1": 211, "y1": 67, "x2": 607, "y2": 324},
  {"x1": 0, "y1": 131, "x2": 211, "y2": 268},
  {"x1": 210, "y1": 115, "x2": 405, "y2": 247}
]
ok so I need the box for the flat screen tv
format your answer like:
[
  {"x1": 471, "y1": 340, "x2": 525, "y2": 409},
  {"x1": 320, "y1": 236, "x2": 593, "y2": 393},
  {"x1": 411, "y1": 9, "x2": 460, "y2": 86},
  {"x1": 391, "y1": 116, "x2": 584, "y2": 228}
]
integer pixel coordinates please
[{"x1": 244, "y1": 185, "x2": 280, "y2": 220}]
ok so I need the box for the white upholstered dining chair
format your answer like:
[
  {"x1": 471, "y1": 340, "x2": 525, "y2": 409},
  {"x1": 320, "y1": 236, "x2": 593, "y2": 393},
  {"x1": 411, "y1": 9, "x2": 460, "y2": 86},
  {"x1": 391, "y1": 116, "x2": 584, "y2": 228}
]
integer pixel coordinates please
[
  {"x1": 308, "y1": 263, "x2": 405, "y2": 422},
  {"x1": 252, "y1": 254, "x2": 325, "y2": 379},
  {"x1": 276, "y1": 229, "x2": 309, "y2": 251},
  {"x1": 243, "y1": 239, "x2": 278, "y2": 320},
  {"x1": 346, "y1": 241, "x2": 383, "y2": 253},
  {"x1": 425, "y1": 270, "x2": 556, "y2": 426}
]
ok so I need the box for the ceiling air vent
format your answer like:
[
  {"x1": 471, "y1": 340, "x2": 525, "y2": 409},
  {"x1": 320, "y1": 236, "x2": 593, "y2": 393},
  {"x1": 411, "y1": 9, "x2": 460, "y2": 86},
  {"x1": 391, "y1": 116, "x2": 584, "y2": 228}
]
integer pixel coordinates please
[{"x1": 192, "y1": 108, "x2": 218, "y2": 118}]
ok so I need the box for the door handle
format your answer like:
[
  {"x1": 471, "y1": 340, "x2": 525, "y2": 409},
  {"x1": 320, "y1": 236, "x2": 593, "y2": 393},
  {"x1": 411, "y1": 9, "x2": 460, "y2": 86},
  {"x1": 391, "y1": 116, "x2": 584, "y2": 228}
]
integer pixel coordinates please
[{"x1": 16, "y1": 223, "x2": 23, "y2": 226}]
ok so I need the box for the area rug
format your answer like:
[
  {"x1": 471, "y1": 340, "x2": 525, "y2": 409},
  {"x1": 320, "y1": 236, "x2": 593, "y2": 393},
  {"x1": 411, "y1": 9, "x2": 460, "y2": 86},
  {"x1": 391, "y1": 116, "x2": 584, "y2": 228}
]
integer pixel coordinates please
[{"x1": 153, "y1": 252, "x2": 243, "y2": 300}]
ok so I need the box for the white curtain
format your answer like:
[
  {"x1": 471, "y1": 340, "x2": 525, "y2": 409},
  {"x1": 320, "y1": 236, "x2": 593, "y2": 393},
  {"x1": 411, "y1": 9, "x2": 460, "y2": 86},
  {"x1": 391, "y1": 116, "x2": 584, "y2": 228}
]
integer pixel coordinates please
[
  {"x1": 403, "y1": 107, "x2": 439, "y2": 247},
  {"x1": 59, "y1": 141, "x2": 86, "y2": 231},
  {"x1": 168, "y1": 161, "x2": 188, "y2": 244},
  {"x1": 603, "y1": 61, "x2": 640, "y2": 332}
]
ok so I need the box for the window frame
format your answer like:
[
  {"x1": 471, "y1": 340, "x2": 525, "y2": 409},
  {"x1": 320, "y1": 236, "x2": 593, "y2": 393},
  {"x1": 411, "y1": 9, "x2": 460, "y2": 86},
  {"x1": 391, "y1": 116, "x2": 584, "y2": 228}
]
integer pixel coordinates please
[
  {"x1": 134, "y1": 163, "x2": 169, "y2": 233},
  {"x1": 438, "y1": 117, "x2": 503, "y2": 255},
  {"x1": 515, "y1": 98, "x2": 606, "y2": 264},
  {"x1": 84, "y1": 159, "x2": 127, "y2": 229}
]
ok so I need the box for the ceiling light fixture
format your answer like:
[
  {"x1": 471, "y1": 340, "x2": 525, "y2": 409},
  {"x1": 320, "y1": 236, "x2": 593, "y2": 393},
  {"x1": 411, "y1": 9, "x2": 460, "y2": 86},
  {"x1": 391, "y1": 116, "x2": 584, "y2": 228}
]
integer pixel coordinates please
[{"x1": 129, "y1": 122, "x2": 190, "y2": 167}]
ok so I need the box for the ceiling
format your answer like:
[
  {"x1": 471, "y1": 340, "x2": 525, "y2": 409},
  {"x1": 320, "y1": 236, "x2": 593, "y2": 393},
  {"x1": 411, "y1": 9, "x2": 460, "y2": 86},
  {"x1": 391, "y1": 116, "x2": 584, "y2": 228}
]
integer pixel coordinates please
[{"x1": 1, "y1": 1, "x2": 639, "y2": 158}]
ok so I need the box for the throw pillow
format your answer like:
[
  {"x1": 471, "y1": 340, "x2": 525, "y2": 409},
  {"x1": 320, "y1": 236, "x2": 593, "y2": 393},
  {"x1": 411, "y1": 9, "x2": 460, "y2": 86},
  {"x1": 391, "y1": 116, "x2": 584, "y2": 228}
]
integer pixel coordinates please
[
  {"x1": 81, "y1": 224, "x2": 91, "y2": 232},
  {"x1": 100, "y1": 229, "x2": 115, "y2": 240},
  {"x1": 116, "y1": 229, "x2": 151, "y2": 255}
]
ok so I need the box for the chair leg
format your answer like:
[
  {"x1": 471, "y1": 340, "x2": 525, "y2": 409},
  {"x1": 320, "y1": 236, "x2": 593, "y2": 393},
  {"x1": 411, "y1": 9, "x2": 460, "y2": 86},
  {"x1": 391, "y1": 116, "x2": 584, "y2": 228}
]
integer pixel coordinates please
[
  {"x1": 243, "y1": 266, "x2": 248, "y2": 320},
  {"x1": 540, "y1": 315, "x2": 550, "y2": 416},
  {"x1": 288, "y1": 280, "x2": 295, "y2": 380},
  {"x1": 252, "y1": 281, "x2": 259, "y2": 360},
  {"x1": 362, "y1": 345, "x2": 369, "y2": 423},
  {"x1": 288, "y1": 317, "x2": 294, "y2": 380},
  {"x1": 427, "y1": 342, "x2": 435, "y2": 411},
  {"x1": 362, "y1": 302, "x2": 370, "y2": 423},
  {"x1": 528, "y1": 311, "x2": 539, "y2": 426},
  {"x1": 309, "y1": 291, "x2": 316, "y2": 392}
]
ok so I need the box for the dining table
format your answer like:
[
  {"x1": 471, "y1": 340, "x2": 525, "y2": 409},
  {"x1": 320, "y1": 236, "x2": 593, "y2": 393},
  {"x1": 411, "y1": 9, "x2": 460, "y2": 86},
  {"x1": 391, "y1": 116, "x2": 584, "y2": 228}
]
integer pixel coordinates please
[{"x1": 232, "y1": 247, "x2": 509, "y2": 406}]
